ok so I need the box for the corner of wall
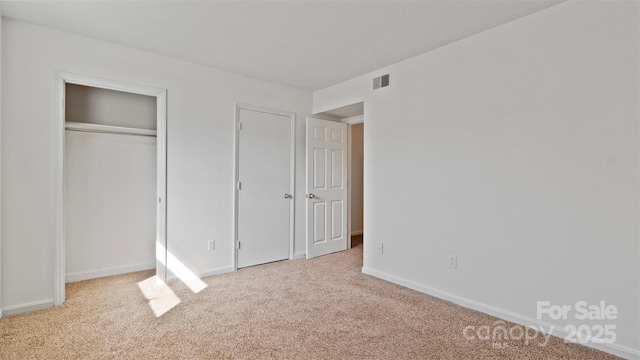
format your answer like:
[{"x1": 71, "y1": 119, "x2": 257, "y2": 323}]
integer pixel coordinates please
[{"x1": 0, "y1": 11, "x2": 4, "y2": 317}]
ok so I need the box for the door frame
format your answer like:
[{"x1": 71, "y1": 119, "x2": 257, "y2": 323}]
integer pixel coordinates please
[
  {"x1": 233, "y1": 103, "x2": 296, "y2": 270},
  {"x1": 344, "y1": 115, "x2": 364, "y2": 249},
  {"x1": 53, "y1": 71, "x2": 168, "y2": 306}
]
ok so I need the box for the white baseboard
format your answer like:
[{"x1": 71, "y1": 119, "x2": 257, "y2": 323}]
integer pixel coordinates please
[
  {"x1": 294, "y1": 252, "x2": 306, "y2": 259},
  {"x1": 66, "y1": 261, "x2": 155, "y2": 283},
  {"x1": 166, "y1": 266, "x2": 234, "y2": 284},
  {"x1": 361, "y1": 267, "x2": 640, "y2": 360},
  {"x1": 2, "y1": 298, "x2": 55, "y2": 317},
  {"x1": 351, "y1": 230, "x2": 363, "y2": 236},
  {"x1": 200, "y1": 266, "x2": 234, "y2": 279}
]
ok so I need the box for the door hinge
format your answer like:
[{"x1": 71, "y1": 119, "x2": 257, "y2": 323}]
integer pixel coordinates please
[
  {"x1": 237, "y1": 241, "x2": 241, "y2": 250},
  {"x1": 159, "y1": 197, "x2": 161, "y2": 203},
  {"x1": 238, "y1": 122, "x2": 242, "y2": 131},
  {"x1": 237, "y1": 181, "x2": 242, "y2": 190}
]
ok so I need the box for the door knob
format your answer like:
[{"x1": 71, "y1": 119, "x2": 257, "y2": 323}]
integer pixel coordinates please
[
  {"x1": 306, "y1": 193, "x2": 315, "y2": 199},
  {"x1": 284, "y1": 194, "x2": 292, "y2": 199}
]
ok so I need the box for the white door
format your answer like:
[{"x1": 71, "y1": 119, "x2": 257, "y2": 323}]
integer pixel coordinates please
[
  {"x1": 236, "y1": 106, "x2": 293, "y2": 268},
  {"x1": 306, "y1": 117, "x2": 348, "y2": 259}
]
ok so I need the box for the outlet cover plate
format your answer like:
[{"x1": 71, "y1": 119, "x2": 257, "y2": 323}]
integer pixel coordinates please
[{"x1": 448, "y1": 255, "x2": 457, "y2": 269}]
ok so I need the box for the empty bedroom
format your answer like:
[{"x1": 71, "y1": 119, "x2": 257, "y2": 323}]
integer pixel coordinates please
[{"x1": 0, "y1": 1, "x2": 638, "y2": 359}]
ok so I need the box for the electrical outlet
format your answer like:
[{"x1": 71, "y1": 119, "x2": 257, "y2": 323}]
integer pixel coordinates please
[
  {"x1": 448, "y1": 255, "x2": 457, "y2": 269},
  {"x1": 377, "y1": 243, "x2": 384, "y2": 254},
  {"x1": 207, "y1": 240, "x2": 215, "y2": 251}
]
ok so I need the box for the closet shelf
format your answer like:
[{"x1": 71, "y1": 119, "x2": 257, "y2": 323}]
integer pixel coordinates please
[{"x1": 65, "y1": 122, "x2": 157, "y2": 137}]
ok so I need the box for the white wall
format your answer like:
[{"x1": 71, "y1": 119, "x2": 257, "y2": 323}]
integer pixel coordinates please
[
  {"x1": 1, "y1": 18, "x2": 312, "y2": 312},
  {"x1": 65, "y1": 131, "x2": 156, "y2": 282},
  {"x1": 0, "y1": 13, "x2": 3, "y2": 317},
  {"x1": 315, "y1": 1, "x2": 639, "y2": 357}
]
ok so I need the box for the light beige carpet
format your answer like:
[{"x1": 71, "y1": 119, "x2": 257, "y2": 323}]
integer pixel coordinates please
[{"x1": 0, "y1": 243, "x2": 618, "y2": 359}]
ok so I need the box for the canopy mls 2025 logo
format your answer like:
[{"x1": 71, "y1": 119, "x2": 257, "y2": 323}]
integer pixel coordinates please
[
  {"x1": 462, "y1": 300, "x2": 618, "y2": 350},
  {"x1": 537, "y1": 300, "x2": 617, "y2": 344}
]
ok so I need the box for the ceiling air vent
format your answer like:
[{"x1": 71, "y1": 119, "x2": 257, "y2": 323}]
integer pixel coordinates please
[{"x1": 373, "y1": 74, "x2": 390, "y2": 90}]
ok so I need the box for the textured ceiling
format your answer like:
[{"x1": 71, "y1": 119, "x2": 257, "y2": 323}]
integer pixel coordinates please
[{"x1": 0, "y1": 1, "x2": 562, "y2": 91}]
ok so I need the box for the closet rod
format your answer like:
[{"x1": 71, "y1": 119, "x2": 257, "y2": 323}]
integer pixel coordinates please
[{"x1": 65, "y1": 122, "x2": 157, "y2": 137}]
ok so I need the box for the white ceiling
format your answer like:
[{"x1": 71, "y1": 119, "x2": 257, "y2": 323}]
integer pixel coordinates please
[{"x1": 0, "y1": 1, "x2": 562, "y2": 91}]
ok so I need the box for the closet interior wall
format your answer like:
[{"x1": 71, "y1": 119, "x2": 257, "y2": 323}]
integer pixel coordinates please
[{"x1": 64, "y1": 83, "x2": 157, "y2": 283}]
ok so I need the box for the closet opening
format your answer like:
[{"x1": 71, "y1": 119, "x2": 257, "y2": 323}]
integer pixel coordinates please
[
  {"x1": 65, "y1": 83, "x2": 157, "y2": 285},
  {"x1": 53, "y1": 72, "x2": 167, "y2": 306}
]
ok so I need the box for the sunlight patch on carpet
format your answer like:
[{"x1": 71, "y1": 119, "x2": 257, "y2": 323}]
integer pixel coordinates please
[{"x1": 138, "y1": 276, "x2": 181, "y2": 317}]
